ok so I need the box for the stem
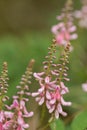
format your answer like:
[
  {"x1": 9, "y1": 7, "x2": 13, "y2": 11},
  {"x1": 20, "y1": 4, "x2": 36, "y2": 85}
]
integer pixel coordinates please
[
  {"x1": 37, "y1": 104, "x2": 46, "y2": 130},
  {"x1": 39, "y1": 118, "x2": 56, "y2": 130},
  {"x1": 40, "y1": 103, "x2": 46, "y2": 124}
]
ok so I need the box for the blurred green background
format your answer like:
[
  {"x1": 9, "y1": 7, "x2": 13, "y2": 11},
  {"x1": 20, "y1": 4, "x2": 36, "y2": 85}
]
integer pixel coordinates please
[{"x1": 0, "y1": 0, "x2": 87, "y2": 129}]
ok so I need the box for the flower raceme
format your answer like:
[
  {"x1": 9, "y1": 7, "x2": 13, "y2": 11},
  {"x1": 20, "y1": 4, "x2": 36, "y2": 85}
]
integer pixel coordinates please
[
  {"x1": 51, "y1": 0, "x2": 77, "y2": 46},
  {"x1": 0, "y1": 62, "x2": 13, "y2": 130},
  {"x1": 0, "y1": 60, "x2": 34, "y2": 130},
  {"x1": 6, "y1": 99, "x2": 33, "y2": 130},
  {"x1": 51, "y1": 23, "x2": 77, "y2": 46},
  {"x1": 32, "y1": 41, "x2": 72, "y2": 120},
  {"x1": 0, "y1": 111, "x2": 13, "y2": 130},
  {"x1": 32, "y1": 74, "x2": 71, "y2": 119}
]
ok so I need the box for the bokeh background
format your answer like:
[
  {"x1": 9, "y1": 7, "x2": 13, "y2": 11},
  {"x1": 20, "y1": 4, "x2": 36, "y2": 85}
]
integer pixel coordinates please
[{"x1": 0, "y1": 0, "x2": 87, "y2": 129}]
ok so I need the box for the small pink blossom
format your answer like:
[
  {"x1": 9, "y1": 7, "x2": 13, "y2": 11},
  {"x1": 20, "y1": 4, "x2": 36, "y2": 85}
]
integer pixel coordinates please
[
  {"x1": 6, "y1": 99, "x2": 33, "y2": 130},
  {"x1": 6, "y1": 99, "x2": 34, "y2": 118},
  {"x1": 33, "y1": 71, "x2": 71, "y2": 119},
  {"x1": 74, "y1": 0, "x2": 87, "y2": 28},
  {"x1": 82, "y1": 83, "x2": 87, "y2": 92},
  {"x1": 32, "y1": 74, "x2": 57, "y2": 106},
  {"x1": 51, "y1": 23, "x2": 77, "y2": 46},
  {"x1": 0, "y1": 110, "x2": 13, "y2": 130},
  {"x1": 17, "y1": 112, "x2": 29, "y2": 130},
  {"x1": 51, "y1": 3, "x2": 77, "y2": 46},
  {"x1": 46, "y1": 82, "x2": 71, "y2": 119}
]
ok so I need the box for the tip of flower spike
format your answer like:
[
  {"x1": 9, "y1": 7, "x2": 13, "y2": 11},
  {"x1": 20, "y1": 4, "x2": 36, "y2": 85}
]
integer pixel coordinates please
[
  {"x1": 3, "y1": 61, "x2": 7, "y2": 65},
  {"x1": 28, "y1": 59, "x2": 35, "y2": 68},
  {"x1": 0, "y1": 61, "x2": 9, "y2": 104},
  {"x1": 52, "y1": 39, "x2": 56, "y2": 44},
  {"x1": 66, "y1": 0, "x2": 73, "y2": 5}
]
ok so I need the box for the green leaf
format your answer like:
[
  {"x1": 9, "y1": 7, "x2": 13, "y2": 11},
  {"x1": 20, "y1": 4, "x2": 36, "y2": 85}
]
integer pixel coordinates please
[
  {"x1": 50, "y1": 119, "x2": 65, "y2": 130},
  {"x1": 71, "y1": 111, "x2": 87, "y2": 130}
]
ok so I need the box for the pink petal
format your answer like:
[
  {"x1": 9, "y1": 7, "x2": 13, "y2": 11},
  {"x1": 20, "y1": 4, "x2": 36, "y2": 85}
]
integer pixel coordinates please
[
  {"x1": 3, "y1": 120, "x2": 13, "y2": 130},
  {"x1": 23, "y1": 124, "x2": 29, "y2": 128},
  {"x1": 61, "y1": 97, "x2": 72, "y2": 106},
  {"x1": 23, "y1": 112, "x2": 34, "y2": 118},
  {"x1": 0, "y1": 122, "x2": 3, "y2": 130},
  {"x1": 45, "y1": 76, "x2": 50, "y2": 84},
  {"x1": 33, "y1": 72, "x2": 44, "y2": 80},
  {"x1": 49, "y1": 105, "x2": 55, "y2": 113},
  {"x1": 68, "y1": 26, "x2": 76, "y2": 32},
  {"x1": 39, "y1": 97, "x2": 44, "y2": 105},
  {"x1": 56, "y1": 33, "x2": 64, "y2": 44},
  {"x1": 64, "y1": 31, "x2": 70, "y2": 41},
  {"x1": 70, "y1": 34, "x2": 78, "y2": 40},
  {"x1": 61, "y1": 111, "x2": 67, "y2": 116},
  {"x1": 46, "y1": 101, "x2": 51, "y2": 109},
  {"x1": 32, "y1": 92, "x2": 39, "y2": 97},
  {"x1": 4, "y1": 111, "x2": 13, "y2": 118},
  {"x1": 57, "y1": 103, "x2": 62, "y2": 113},
  {"x1": 0, "y1": 111, "x2": 4, "y2": 122},
  {"x1": 35, "y1": 97, "x2": 40, "y2": 102},
  {"x1": 50, "y1": 99, "x2": 56, "y2": 104},
  {"x1": 20, "y1": 100, "x2": 25, "y2": 110},
  {"x1": 13, "y1": 99, "x2": 19, "y2": 108},
  {"x1": 18, "y1": 116, "x2": 24, "y2": 125},
  {"x1": 38, "y1": 87, "x2": 44, "y2": 93},
  {"x1": 46, "y1": 91, "x2": 51, "y2": 100}
]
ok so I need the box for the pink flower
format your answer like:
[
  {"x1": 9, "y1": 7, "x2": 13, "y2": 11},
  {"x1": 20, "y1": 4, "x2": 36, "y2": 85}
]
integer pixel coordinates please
[
  {"x1": 46, "y1": 82, "x2": 71, "y2": 119},
  {"x1": 6, "y1": 99, "x2": 34, "y2": 118},
  {"x1": 74, "y1": 0, "x2": 87, "y2": 28},
  {"x1": 6, "y1": 99, "x2": 33, "y2": 130},
  {"x1": 51, "y1": 23, "x2": 77, "y2": 46},
  {"x1": 17, "y1": 112, "x2": 29, "y2": 130},
  {"x1": 32, "y1": 71, "x2": 71, "y2": 119},
  {"x1": 32, "y1": 74, "x2": 57, "y2": 105},
  {"x1": 0, "y1": 122, "x2": 3, "y2": 130},
  {"x1": 0, "y1": 111, "x2": 13, "y2": 130},
  {"x1": 51, "y1": 3, "x2": 78, "y2": 45},
  {"x1": 82, "y1": 83, "x2": 87, "y2": 92}
]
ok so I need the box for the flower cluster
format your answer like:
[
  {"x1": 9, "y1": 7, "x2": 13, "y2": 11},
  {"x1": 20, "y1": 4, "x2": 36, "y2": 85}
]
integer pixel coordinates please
[
  {"x1": 0, "y1": 0, "x2": 80, "y2": 128},
  {"x1": 0, "y1": 62, "x2": 14, "y2": 130},
  {"x1": 0, "y1": 60, "x2": 34, "y2": 130},
  {"x1": 51, "y1": 0, "x2": 77, "y2": 46},
  {"x1": 32, "y1": 41, "x2": 71, "y2": 120},
  {"x1": 74, "y1": 0, "x2": 87, "y2": 28}
]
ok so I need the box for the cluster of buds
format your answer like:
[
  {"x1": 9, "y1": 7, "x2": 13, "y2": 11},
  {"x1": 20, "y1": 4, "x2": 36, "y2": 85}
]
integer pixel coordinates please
[
  {"x1": 0, "y1": 60, "x2": 34, "y2": 130},
  {"x1": 32, "y1": 40, "x2": 71, "y2": 120},
  {"x1": 74, "y1": 0, "x2": 87, "y2": 28},
  {"x1": 0, "y1": 62, "x2": 9, "y2": 105},
  {"x1": 51, "y1": 0, "x2": 77, "y2": 46},
  {"x1": 0, "y1": 62, "x2": 14, "y2": 130}
]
